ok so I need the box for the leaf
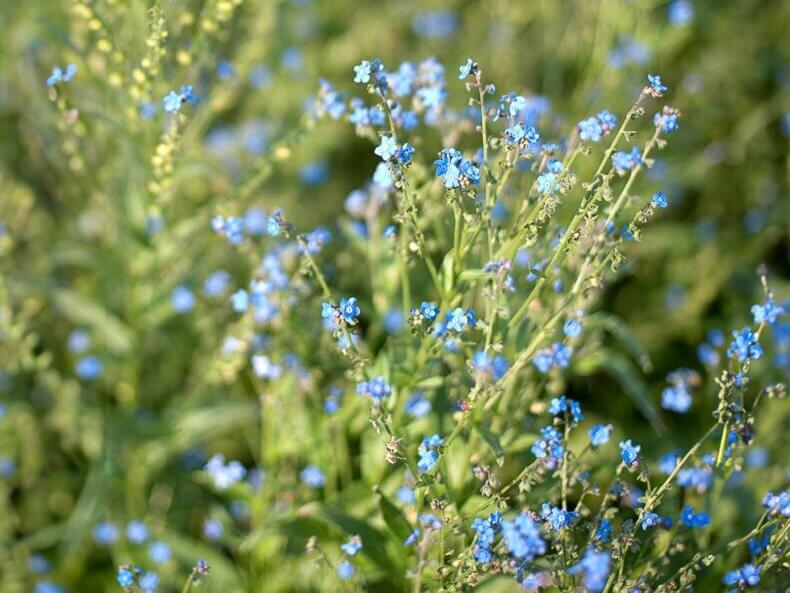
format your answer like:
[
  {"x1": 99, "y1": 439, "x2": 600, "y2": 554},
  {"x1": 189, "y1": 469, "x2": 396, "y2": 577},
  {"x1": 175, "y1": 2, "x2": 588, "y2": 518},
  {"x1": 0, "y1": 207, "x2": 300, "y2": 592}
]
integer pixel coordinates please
[
  {"x1": 442, "y1": 248, "x2": 455, "y2": 295},
  {"x1": 359, "y1": 428, "x2": 387, "y2": 485},
  {"x1": 587, "y1": 313, "x2": 652, "y2": 372},
  {"x1": 376, "y1": 489, "x2": 412, "y2": 541},
  {"x1": 575, "y1": 350, "x2": 667, "y2": 436},
  {"x1": 459, "y1": 269, "x2": 486, "y2": 282},
  {"x1": 414, "y1": 375, "x2": 444, "y2": 390},
  {"x1": 316, "y1": 505, "x2": 406, "y2": 579},
  {"x1": 52, "y1": 289, "x2": 135, "y2": 354},
  {"x1": 503, "y1": 431, "x2": 540, "y2": 455},
  {"x1": 475, "y1": 424, "x2": 505, "y2": 466}
]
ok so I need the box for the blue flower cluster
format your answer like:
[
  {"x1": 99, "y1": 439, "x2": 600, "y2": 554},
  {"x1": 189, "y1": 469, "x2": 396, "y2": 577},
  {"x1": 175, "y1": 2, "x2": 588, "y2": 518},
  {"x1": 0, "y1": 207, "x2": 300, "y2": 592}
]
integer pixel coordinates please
[
  {"x1": 163, "y1": 85, "x2": 197, "y2": 113},
  {"x1": 533, "y1": 342, "x2": 572, "y2": 373},
  {"x1": 612, "y1": 146, "x2": 643, "y2": 175},
  {"x1": 417, "y1": 434, "x2": 443, "y2": 473},
  {"x1": 660, "y1": 368, "x2": 697, "y2": 413},
  {"x1": 577, "y1": 110, "x2": 618, "y2": 142},
  {"x1": 356, "y1": 376, "x2": 391, "y2": 403},
  {"x1": 434, "y1": 148, "x2": 480, "y2": 189},
  {"x1": 46, "y1": 64, "x2": 77, "y2": 86},
  {"x1": 470, "y1": 350, "x2": 508, "y2": 381}
]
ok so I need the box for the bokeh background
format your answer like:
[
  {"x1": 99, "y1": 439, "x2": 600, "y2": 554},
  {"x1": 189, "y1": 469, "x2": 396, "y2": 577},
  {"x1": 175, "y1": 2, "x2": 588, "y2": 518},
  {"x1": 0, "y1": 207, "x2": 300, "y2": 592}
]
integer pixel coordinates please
[{"x1": 0, "y1": 0, "x2": 787, "y2": 592}]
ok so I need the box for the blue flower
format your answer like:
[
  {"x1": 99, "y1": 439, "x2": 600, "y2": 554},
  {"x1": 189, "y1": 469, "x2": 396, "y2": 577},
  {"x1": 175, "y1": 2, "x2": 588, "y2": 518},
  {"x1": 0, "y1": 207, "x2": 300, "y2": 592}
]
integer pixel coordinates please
[
  {"x1": 300, "y1": 464, "x2": 325, "y2": 487},
  {"x1": 538, "y1": 171, "x2": 562, "y2": 195},
  {"x1": 68, "y1": 329, "x2": 90, "y2": 353},
  {"x1": 203, "y1": 519, "x2": 223, "y2": 541},
  {"x1": 117, "y1": 567, "x2": 135, "y2": 587},
  {"x1": 470, "y1": 351, "x2": 509, "y2": 381},
  {"x1": 404, "y1": 528, "x2": 420, "y2": 546},
  {"x1": 762, "y1": 490, "x2": 790, "y2": 517},
  {"x1": 412, "y1": 10, "x2": 457, "y2": 39},
  {"x1": 532, "y1": 426, "x2": 564, "y2": 464},
  {"x1": 446, "y1": 307, "x2": 475, "y2": 332},
  {"x1": 203, "y1": 270, "x2": 230, "y2": 297},
  {"x1": 471, "y1": 512, "x2": 501, "y2": 564},
  {"x1": 619, "y1": 439, "x2": 641, "y2": 467},
  {"x1": 93, "y1": 521, "x2": 119, "y2": 545},
  {"x1": 668, "y1": 0, "x2": 694, "y2": 26},
  {"x1": 501, "y1": 513, "x2": 545, "y2": 560},
  {"x1": 540, "y1": 503, "x2": 579, "y2": 531},
  {"x1": 149, "y1": 541, "x2": 171, "y2": 564},
  {"x1": 353, "y1": 59, "x2": 382, "y2": 84},
  {"x1": 396, "y1": 486, "x2": 416, "y2": 505},
  {"x1": 339, "y1": 297, "x2": 361, "y2": 325},
  {"x1": 231, "y1": 289, "x2": 249, "y2": 313},
  {"x1": 211, "y1": 215, "x2": 245, "y2": 244},
  {"x1": 76, "y1": 356, "x2": 103, "y2": 380},
  {"x1": 172, "y1": 286, "x2": 195, "y2": 313},
  {"x1": 597, "y1": 110, "x2": 617, "y2": 133},
  {"x1": 139, "y1": 572, "x2": 159, "y2": 593},
  {"x1": 216, "y1": 60, "x2": 236, "y2": 80},
  {"x1": 458, "y1": 58, "x2": 477, "y2": 80},
  {"x1": 337, "y1": 560, "x2": 354, "y2": 580},
  {"x1": 642, "y1": 512, "x2": 660, "y2": 530},
  {"x1": 373, "y1": 162, "x2": 393, "y2": 189},
  {"x1": 405, "y1": 393, "x2": 431, "y2": 418},
  {"x1": 28, "y1": 554, "x2": 51, "y2": 574},
  {"x1": 356, "y1": 376, "x2": 391, "y2": 402},
  {"x1": 47, "y1": 64, "x2": 77, "y2": 87},
  {"x1": 724, "y1": 564, "x2": 760, "y2": 589},
  {"x1": 548, "y1": 395, "x2": 583, "y2": 422},
  {"x1": 508, "y1": 123, "x2": 541, "y2": 150},
  {"x1": 563, "y1": 318, "x2": 582, "y2": 337},
  {"x1": 127, "y1": 520, "x2": 149, "y2": 544},
  {"x1": 300, "y1": 162, "x2": 329, "y2": 186},
  {"x1": 35, "y1": 582, "x2": 64, "y2": 593},
  {"x1": 726, "y1": 328, "x2": 763, "y2": 362},
  {"x1": 163, "y1": 86, "x2": 197, "y2": 113},
  {"x1": 420, "y1": 301, "x2": 439, "y2": 322},
  {"x1": 647, "y1": 74, "x2": 667, "y2": 97},
  {"x1": 281, "y1": 47, "x2": 302, "y2": 71},
  {"x1": 578, "y1": 117, "x2": 603, "y2": 142},
  {"x1": 532, "y1": 343, "x2": 572, "y2": 373},
  {"x1": 163, "y1": 91, "x2": 182, "y2": 113},
  {"x1": 680, "y1": 505, "x2": 710, "y2": 528},
  {"x1": 434, "y1": 148, "x2": 479, "y2": 189},
  {"x1": 588, "y1": 424, "x2": 612, "y2": 447},
  {"x1": 612, "y1": 147, "x2": 643, "y2": 175},
  {"x1": 383, "y1": 307, "x2": 403, "y2": 333},
  {"x1": 751, "y1": 300, "x2": 783, "y2": 325},
  {"x1": 657, "y1": 451, "x2": 679, "y2": 475},
  {"x1": 205, "y1": 454, "x2": 246, "y2": 489},
  {"x1": 374, "y1": 135, "x2": 398, "y2": 160},
  {"x1": 677, "y1": 467, "x2": 713, "y2": 493},
  {"x1": 317, "y1": 79, "x2": 346, "y2": 119},
  {"x1": 303, "y1": 227, "x2": 332, "y2": 254},
  {"x1": 391, "y1": 144, "x2": 415, "y2": 167},
  {"x1": 651, "y1": 191, "x2": 668, "y2": 208},
  {"x1": 661, "y1": 378, "x2": 692, "y2": 413},
  {"x1": 568, "y1": 549, "x2": 611, "y2": 593},
  {"x1": 594, "y1": 519, "x2": 612, "y2": 542},
  {"x1": 654, "y1": 106, "x2": 680, "y2": 133},
  {"x1": 341, "y1": 536, "x2": 363, "y2": 556},
  {"x1": 0, "y1": 456, "x2": 15, "y2": 477},
  {"x1": 417, "y1": 434, "x2": 444, "y2": 473}
]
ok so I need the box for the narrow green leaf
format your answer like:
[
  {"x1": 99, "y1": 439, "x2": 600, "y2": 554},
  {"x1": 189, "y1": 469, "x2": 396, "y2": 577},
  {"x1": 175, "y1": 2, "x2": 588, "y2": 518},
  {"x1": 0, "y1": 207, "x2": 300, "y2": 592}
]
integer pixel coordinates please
[
  {"x1": 376, "y1": 489, "x2": 412, "y2": 541},
  {"x1": 475, "y1": 424, "x2": 505, "y2": 466},
  {"x1": 52, "y1": 289, "x2": 134, "y2": 354},
  {"x1": 575, "y1": 351, "x2": 667, "y2": 436}
]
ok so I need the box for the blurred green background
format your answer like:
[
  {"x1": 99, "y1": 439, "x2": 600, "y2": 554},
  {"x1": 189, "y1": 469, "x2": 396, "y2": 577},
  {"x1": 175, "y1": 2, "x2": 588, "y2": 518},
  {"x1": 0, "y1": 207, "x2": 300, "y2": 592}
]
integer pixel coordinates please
[{"x1": 0, "y1": 0, "x2": 787, "y2": 592}]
